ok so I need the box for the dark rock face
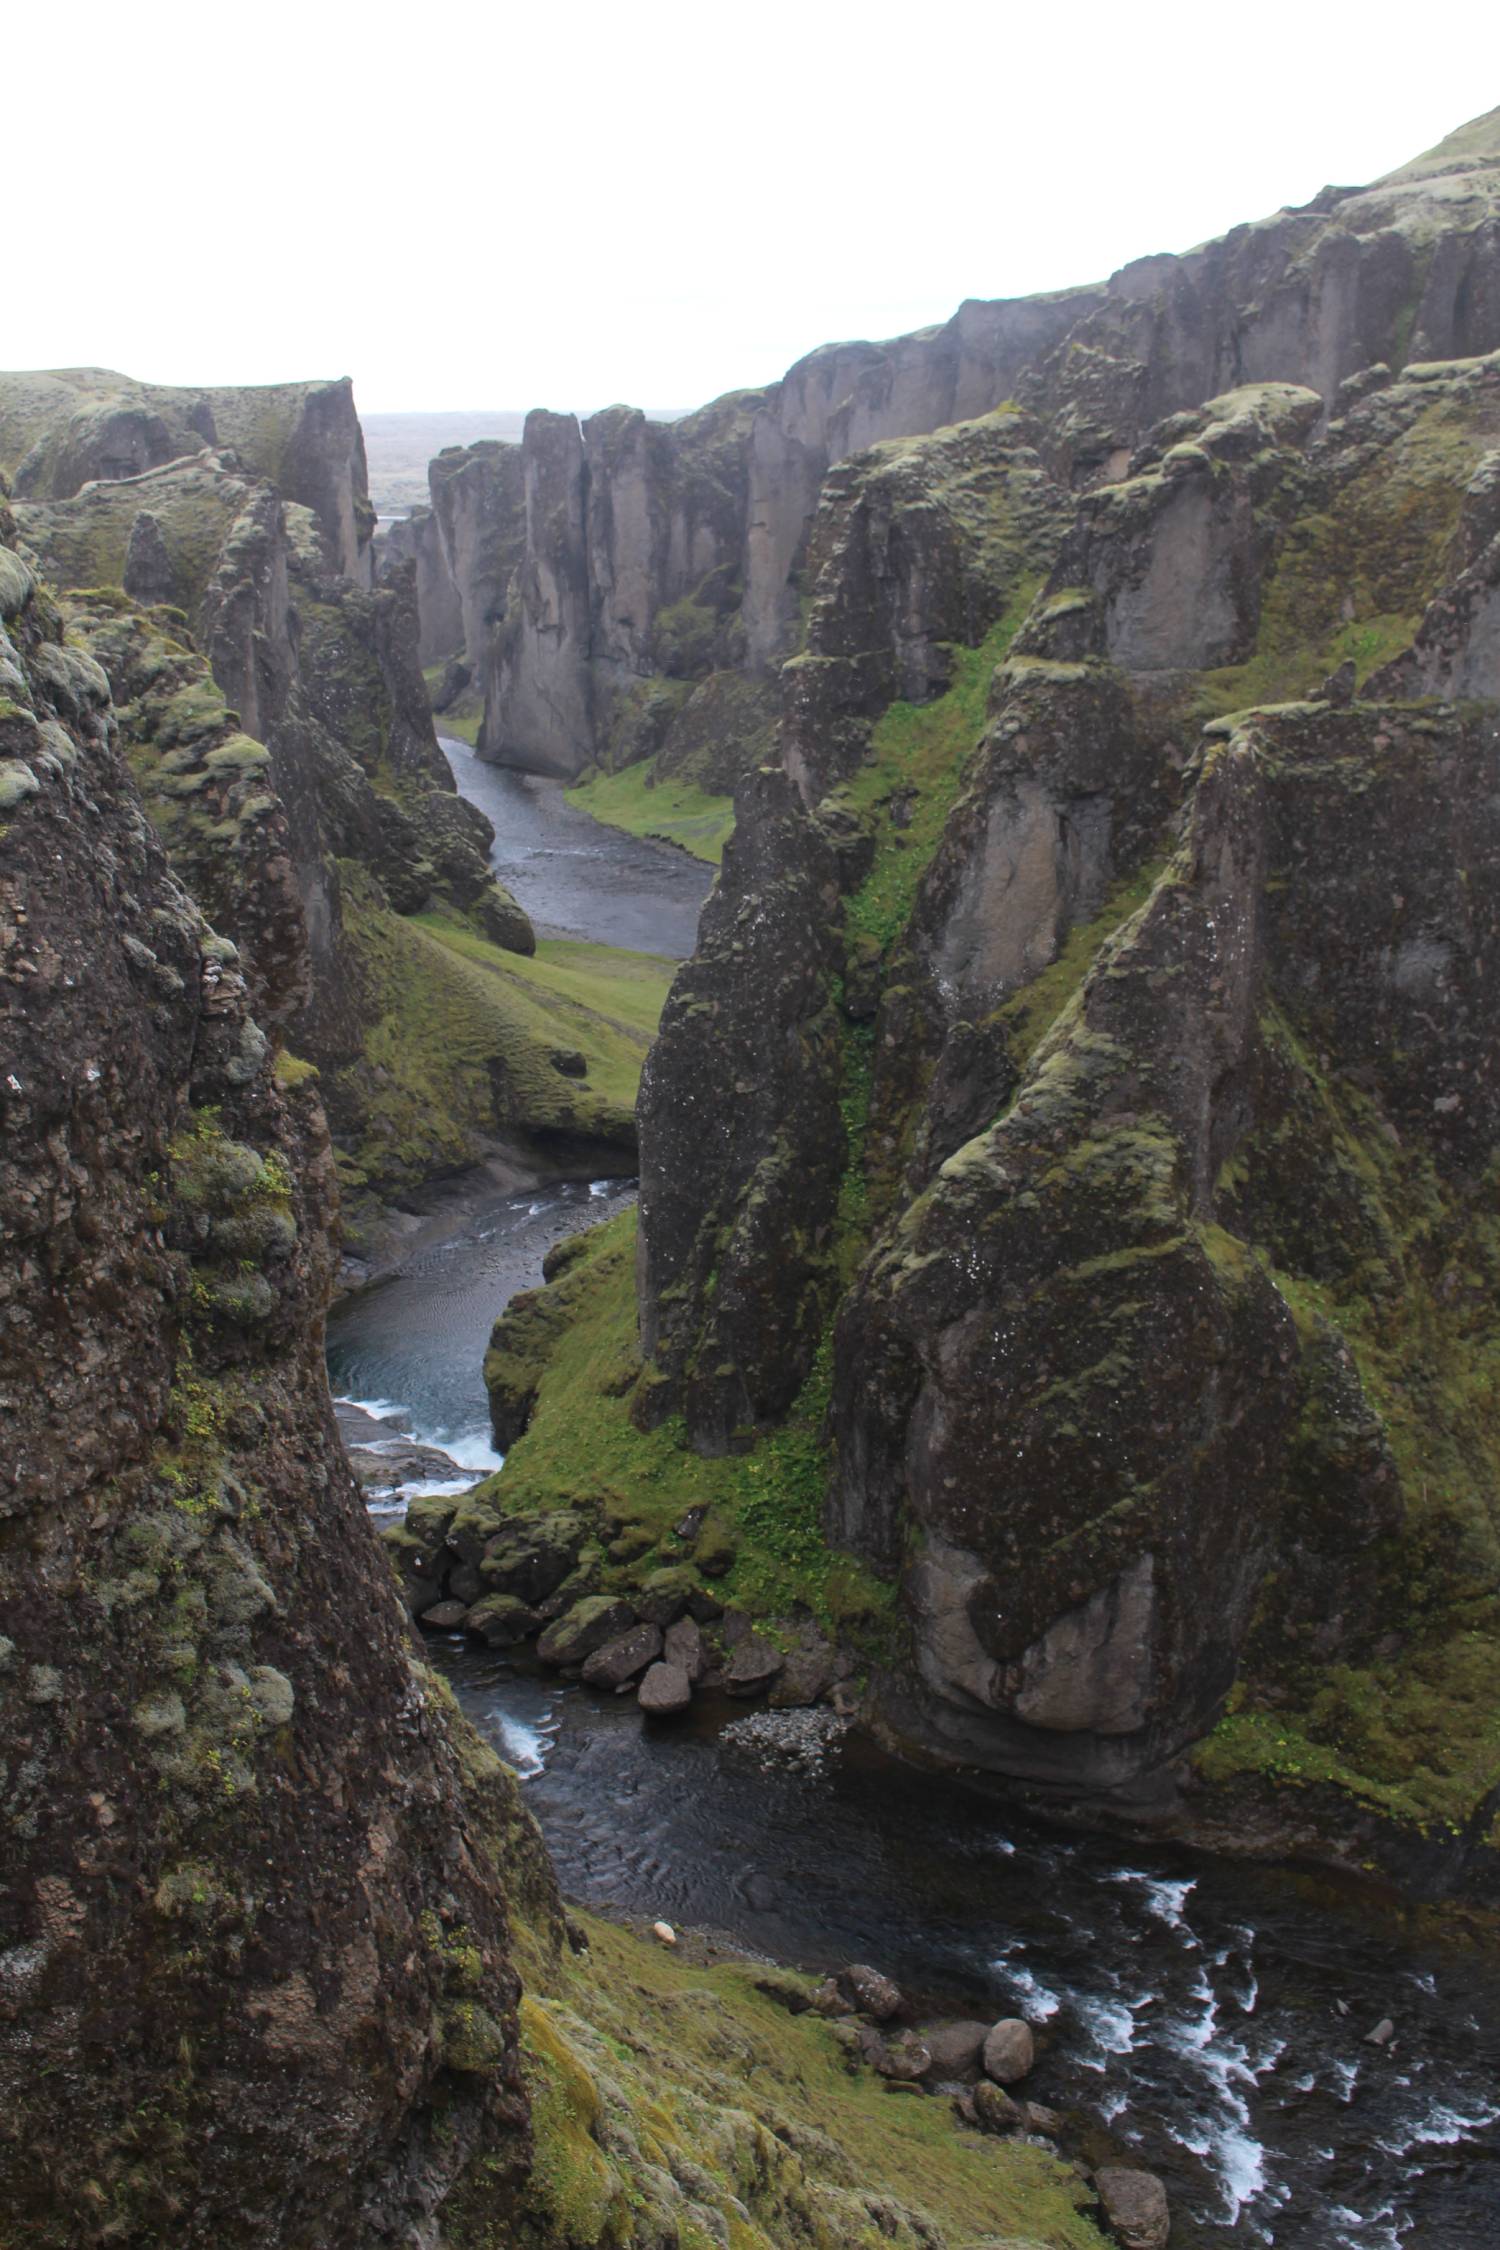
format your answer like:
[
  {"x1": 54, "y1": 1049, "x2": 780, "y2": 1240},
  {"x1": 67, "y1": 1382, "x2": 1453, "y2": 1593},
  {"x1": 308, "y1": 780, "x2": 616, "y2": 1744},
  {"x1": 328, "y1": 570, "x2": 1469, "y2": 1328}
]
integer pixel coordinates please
[
  {"x1": 0, "y1": 369, "x2": 375, "y2": 582},
  {"x1": 429, "y1": 116, "x2": 1500, "y2": 787},
  {"x1": 632, "y1": 115, "x2": 1500, "y2": 1865},
  {"x1": 11, "y1": 407, "x2": 537, "y2": 1199},
  {"x1": 0, "y1": 528, "x2": 543, "y2": 2244}
]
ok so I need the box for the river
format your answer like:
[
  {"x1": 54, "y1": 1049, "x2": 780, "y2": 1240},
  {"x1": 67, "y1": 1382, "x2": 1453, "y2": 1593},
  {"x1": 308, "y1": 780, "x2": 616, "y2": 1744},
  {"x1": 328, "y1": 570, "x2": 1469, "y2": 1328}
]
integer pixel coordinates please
[{"x1": 326, "y1": 740, "x2": 1500, "y2": 2250}]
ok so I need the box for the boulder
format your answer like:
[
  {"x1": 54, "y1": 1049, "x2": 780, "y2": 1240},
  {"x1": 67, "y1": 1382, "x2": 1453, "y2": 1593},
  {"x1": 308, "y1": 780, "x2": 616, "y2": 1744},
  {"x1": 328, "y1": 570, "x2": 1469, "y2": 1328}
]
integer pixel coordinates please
[
  {"x1": 971, "y1": 2080, "x2": 1023, "y2": 2134},
  {"x1": 581, "y1": 1623, "x2": 663, "y2": 1688},
  {"x1": 464, "y1": 1592, "x2": 541, "y2": 1646},
  {"x1": 919, "y1": 2020, "x2": 990, "y2": 2078},
  {"x1": 418, "y1": 1599, "x2": 469, "y2": 1631},
  {"x1": 635, "y1": 1564, "x2": 700, "y2": 1627},
  {"x1": 982, "y1": 2018, "x2": 1035, "y2": 2084},
  {"x1": 663, "y1": 1614, "x2": 706, "y2": 1682},
  {"x1": 811, "y1": 1977, "x2": 850, "y2": 2017},
  {"x1": 1094, "y1": 2168, "x2": 1170, "y2": 2250},
  {"x1": 872, "y1": 2033, "x2": 931, "y2": 2082},
  {"x1": 347, "y1": 1440, "x2": 461, "y2": 1491},
  {"x1": 838, "y1": 1964, "x2": 902, "y2": 2020},
  {"x1": 725, "y1": 1636, "x2": 784, "y2": 1697},
  {"x1": 535, "y1": 1596, "x2": 637, "y2": 1667},
  {"x1": 637, "y1": 1660, "x2": 693, "y2": 1715},
  {"x1": 1022, "y1": 2101, "x2": 1063, "y2": 2138}
]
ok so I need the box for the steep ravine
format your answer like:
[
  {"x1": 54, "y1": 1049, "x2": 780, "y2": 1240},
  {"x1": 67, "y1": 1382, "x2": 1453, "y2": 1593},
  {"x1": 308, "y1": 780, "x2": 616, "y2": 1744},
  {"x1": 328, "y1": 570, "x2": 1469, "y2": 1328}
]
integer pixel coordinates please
[{"x1": 334, "y1": 742, "x2": 1500, "y2": 2250}]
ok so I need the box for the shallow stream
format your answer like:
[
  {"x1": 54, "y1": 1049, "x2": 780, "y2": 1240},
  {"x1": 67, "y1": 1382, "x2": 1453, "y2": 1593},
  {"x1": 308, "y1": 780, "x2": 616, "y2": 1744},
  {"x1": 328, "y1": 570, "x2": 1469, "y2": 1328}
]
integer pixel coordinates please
[{"x1": 326, "y1": 750, "x2": 1500, "y2": 2249}]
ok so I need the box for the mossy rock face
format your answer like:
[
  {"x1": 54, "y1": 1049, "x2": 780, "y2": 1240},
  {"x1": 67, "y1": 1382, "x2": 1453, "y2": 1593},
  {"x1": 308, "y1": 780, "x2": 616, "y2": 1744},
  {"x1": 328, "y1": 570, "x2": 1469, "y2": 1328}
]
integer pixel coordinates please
[{"x1": 0, "y1": 528, "x2": 535, "y2": 2242}]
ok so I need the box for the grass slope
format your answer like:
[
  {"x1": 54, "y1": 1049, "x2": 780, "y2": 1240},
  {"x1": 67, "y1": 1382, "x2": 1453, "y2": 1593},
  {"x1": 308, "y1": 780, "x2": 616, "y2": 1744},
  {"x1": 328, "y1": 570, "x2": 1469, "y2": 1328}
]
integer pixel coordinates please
[{"x1": 566, "y1": 756, "x2": 735, "y2": 864}]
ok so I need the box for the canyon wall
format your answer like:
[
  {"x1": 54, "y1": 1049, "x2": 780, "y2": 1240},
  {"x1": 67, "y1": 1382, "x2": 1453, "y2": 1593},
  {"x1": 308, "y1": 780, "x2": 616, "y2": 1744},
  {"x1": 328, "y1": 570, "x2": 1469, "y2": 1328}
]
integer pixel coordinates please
[
  {"x1": 624, "y1": 111, "x2": 1500, "y2": 1876},
  {"x1": 417, "y1": 112, "x2": 1500, "y2": 792},
  {"x1": 0, "y1": 520, "x2": 542, "y2": 2243}
]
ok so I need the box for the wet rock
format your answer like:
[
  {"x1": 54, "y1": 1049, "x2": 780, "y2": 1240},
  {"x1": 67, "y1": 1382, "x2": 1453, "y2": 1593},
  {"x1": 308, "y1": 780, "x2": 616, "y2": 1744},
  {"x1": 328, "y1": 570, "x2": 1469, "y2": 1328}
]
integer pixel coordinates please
[
  {"x1": 346, "y1": 1439, "x2": 461, "y2": 1491},
  {"x1": 464, "y1": 1593, "x2": 541, "y2": 1646},
  {"x1": 1094, "y1": 2167, "x2": 1170, "y2": 2250},
  {"x1": 724, "y1": 1636, "x2": 784, "y2": 1697},
  {"x1": 971, "y1": 2080, "x2": 1023, "y2": 2133},
  {"x1": 637, "y1": 1660, "x2": 693, "y2": 1715},
  {"x1": 1365, "y1": 2016, "x2": 1396, "y2": 2046},
  {"x1": 1022, "y1": 2101, "x2": 1063, "y2": 2137},
  {"x1": 581, "y1": 1623, "x2": 663, "y2": 1688},
  {"x1": 662, "y1": 1614, "x2": 706, "y2": 1682},
  {"x1": 982, "y1": 2018, "x2": 1035, "y2": 2084},
  {"x1": 838, "y1": 1964, "x2": 902, "y2": 2020},
  {"x1": 535, "y1": 1595, "x2": 637, "y2": 1667},
  {"x1": 418, "y1": 1599, "x2": 469, "y2": 1630},
  {"x1": 768, "y1": 1624, "x2": 837, "y2": 1709},
  {"x1": 478, "y1": 1523, "x2": 579, "y2": 1604},
  {"x1": 919, "y1": 2020, "x2": 990, "y2": 2078}
]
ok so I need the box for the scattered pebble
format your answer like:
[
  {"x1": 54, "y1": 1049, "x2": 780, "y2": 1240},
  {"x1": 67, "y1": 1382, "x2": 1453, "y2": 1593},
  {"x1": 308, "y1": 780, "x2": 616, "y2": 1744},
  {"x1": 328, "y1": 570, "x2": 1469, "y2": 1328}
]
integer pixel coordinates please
[{"x1": 720, "y1": 1707, "x2": 850, "y2": 1777}]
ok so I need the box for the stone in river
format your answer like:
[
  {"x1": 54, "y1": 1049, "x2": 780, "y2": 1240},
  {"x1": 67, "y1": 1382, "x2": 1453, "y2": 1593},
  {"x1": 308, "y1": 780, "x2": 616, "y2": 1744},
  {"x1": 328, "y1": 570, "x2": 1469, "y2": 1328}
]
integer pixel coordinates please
[
  {"x1": 535, "y1": 1595, "x2": 636, "y2": 1667},
  {"x1": 663, "y1": 1615, "x2": 705, "y2": 1681},
  {"x1": 724, "y1": 1636, "x2": 783, "y2": 1696},
  {"x1": 418, "y1": 1600, "x2": 469, "y2": 1630},
  {"x1": 1094, "y1": 2167, "x2": 1170, "y2": 2250},
  {"x1": 581, "y1": 1623, "x2": 663, "y2": 1688},
  {"x1": 982, "y1": 2017, "x2": 1035, "y2": 2084},
  {"x1": 638, "y1": 1660, "x2": 692, "y2": 1715},
  {"x1": 464, "y1": 1593, "x2": 540, "y2": 1646}
]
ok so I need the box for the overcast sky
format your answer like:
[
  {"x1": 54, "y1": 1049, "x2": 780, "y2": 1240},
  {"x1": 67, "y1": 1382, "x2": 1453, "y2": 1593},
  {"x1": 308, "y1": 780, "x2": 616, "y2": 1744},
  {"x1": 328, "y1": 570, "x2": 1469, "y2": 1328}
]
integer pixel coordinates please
[{"x1": 8, "y1": 4, "x2": 1495, "y2": 417}]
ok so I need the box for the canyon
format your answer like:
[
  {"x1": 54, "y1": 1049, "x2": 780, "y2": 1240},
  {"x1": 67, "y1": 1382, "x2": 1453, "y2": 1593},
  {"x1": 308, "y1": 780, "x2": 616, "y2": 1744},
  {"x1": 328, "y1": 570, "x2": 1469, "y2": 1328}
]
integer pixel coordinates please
[{"x1": 4, "y1": 97, "x2": 1500, "y2": 2250}]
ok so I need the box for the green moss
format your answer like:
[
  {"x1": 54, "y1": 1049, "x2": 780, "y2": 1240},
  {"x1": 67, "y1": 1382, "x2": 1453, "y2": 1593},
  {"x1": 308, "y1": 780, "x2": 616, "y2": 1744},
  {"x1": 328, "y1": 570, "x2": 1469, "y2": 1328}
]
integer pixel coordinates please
[
  {"x1": 328, "y1": 876, "x2": 673, "y2": 1193},
  {"x1": 1195, "y1": 389, "x2": 1496, "y2": 718},
  {"x1": 480, "y1": 1212, "x2": 895, "y2": 1643},
  {"x1": 467, "y1": 1915, "x2": 1106, "y2": 2250},
  {"x1": 566, "y1": 757, "x2": 734, "y2": 865},
  {"x1": 1194, "y1": 1009, "x2": 1500, "y2": 1834},
  {"x1": 844, "y1": 580, "x2": 1039, "y2": 957}
]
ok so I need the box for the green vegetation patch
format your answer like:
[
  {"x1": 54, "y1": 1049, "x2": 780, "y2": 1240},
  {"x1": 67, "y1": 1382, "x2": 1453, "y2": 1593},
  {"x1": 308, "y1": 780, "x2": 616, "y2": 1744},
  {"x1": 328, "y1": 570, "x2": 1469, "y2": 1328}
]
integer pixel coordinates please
[
  {"x1": 1196, "y1": 387, "x2": 1500, "y2": 717},
  {"x1": 566, "y1": 756, "x2": 735, "y2": 864},
  {"x1": 1197, "y1": 1013, "x2": 1500, "y2": 1835},
  {"x1": 477, "y1": 1210, "x2": 896, "y2": 1645},
  {"x1": 330, "y1": 876, "x2": 671, "y2": 1195},
  {"x1": 490, "y1": 1911, "x2": 1107, "y2": 2250},
  {"x1": 843, "y1": 582, "x2": 1039, "y2": 956}
]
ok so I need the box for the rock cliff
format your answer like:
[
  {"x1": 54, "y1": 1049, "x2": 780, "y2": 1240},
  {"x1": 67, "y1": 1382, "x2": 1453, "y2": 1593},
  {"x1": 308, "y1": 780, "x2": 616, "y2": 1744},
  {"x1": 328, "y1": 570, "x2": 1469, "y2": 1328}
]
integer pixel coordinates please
[
  {"x1": 0, "y1": 375, "x2": 671, "y2": 1218},
  {"x1": 0, "y1": 517, "x2": 534, "y2": 2242},
  {"x1": 2, "y1": 518, "x2": 1107, "y2": 2249},
  {"x1": 423, "y1": 110, "x2": 1500, "y2": 807},
  {"x1": 619, "y1": 113, "x2": 1500, "y2": 1884}
]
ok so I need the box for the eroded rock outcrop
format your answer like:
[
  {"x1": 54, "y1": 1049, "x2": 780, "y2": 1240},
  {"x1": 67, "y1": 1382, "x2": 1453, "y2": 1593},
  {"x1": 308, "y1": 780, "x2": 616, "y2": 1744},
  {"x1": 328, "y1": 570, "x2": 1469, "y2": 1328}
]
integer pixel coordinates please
[
  {"x1": 626, "y1": 121, "x2": 1500, "y2": 1875},
  {"x1": 7, "y1": 398, "x2": 558, "y2": 1207},
  {"x1": 441, "y1": 110, "x2": 1500, "y2": 797},
  {"x1": 0, "y1": 523, "x2": 539, "y2": 2244}
]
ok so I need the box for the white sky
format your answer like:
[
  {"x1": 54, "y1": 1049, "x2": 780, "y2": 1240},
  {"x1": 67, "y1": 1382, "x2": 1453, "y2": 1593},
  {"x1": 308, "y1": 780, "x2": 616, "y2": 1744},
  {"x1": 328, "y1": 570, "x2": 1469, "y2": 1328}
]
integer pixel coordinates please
[{"x1": 8, "y1": 2, "x2": 1496, "y2": 417}]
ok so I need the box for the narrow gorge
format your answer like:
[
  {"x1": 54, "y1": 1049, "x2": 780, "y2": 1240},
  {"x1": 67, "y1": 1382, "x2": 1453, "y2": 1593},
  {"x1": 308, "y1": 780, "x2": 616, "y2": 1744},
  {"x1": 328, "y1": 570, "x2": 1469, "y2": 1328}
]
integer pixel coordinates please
[{"x1": 4, "y1": 94, "x2": 1500, "y2": 2250}]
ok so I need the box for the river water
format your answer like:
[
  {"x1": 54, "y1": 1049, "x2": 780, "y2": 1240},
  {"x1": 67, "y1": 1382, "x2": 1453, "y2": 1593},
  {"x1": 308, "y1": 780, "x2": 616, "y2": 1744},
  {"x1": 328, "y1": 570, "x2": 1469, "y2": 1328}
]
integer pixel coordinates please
[{"x1": 327, "y1": 748, "x2": 1500, "y2": 2250}]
